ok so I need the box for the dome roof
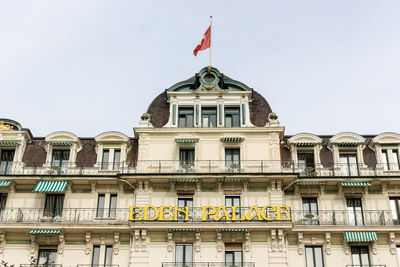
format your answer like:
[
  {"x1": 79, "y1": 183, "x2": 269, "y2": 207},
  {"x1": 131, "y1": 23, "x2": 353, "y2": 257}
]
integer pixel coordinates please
[{"x1": 146, "y1": 68, "x2": 273, "y2": 127}]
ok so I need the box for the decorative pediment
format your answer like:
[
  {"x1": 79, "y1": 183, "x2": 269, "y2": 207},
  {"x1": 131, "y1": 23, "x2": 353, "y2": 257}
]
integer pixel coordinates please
[
  {"x1": 372, "y1": 132, "x2": 400, "y2": 144},
  {"x1": 95, "y1": 131, "x2": 130, "y2": 144},
  {"x1": 330, "y1": 132, "x2": 365, "y2": 145}
]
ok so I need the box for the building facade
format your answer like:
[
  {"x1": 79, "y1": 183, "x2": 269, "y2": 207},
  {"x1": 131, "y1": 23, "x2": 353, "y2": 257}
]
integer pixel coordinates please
[{"x1": 0, "y1": 67, "x2": 400, "y2": 267}]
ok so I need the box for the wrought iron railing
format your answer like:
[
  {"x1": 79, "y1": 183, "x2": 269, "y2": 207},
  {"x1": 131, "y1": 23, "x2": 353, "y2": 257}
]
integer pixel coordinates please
[
  {"x1": 1, "y1": 208, "x2": 398, "y2": 226},
  {"x1": 161, "y1": 263, "x2": 255, "y2": 267},
  {"x1": 345, "y1": 265, "x2": 386, "y2": 267},
  {"x1": 76, "y1": 265, "x2": 119, "y2": 267},
  {"x1": 20, "y1": 265, "x2": 62, "y2": 267}
]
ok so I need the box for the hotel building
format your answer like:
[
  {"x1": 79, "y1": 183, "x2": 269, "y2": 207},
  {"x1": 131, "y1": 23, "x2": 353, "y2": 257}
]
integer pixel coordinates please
[{"x1": 1, "y1": 67, "x2": 400, "y2": 267}]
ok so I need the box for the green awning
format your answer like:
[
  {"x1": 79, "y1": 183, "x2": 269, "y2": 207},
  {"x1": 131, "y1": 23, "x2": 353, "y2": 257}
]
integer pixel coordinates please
[
  {"x1": 175, "y1": 139, "x2": 199, "y2": 143},
  {"x1": 345, "y1": 232, "x2": 377, "y2": 242},
  {"x1": 217, "y1": 178, "x2": 248, "y2": 183},
  {"x1": 172, "y1": 179, "x2": 200, "y2": 183},
  {"x1": 49, "y1": 141, "x2": 72, "y2": 147},
  {"x1": 295, "y1": 142, "x2": 316, "y2": 147},
  {"x1": 341, "y1": 182, "x2": 372, "y2": 187},
  {"x1": 296, "y1": 182, "x2": 326, "y2": 186},
  {"x1": 218, "y1": 228, "x2": 250, "y2": 232},
  {"x1": 221, "y1": 137, "x2": 244, "y2": 142},
  {"x1": 34, "y1": 181, "x2": 68, "y2": 192},
  {"x1": 0, "y1": 181, "x2": 11, "y2": 186},
  {"x1": 29, "y1": 229, "x2": 62, "y2": 234},
  {"x1": 168, "y1": 228, "x2": 200, "y2": 232},
  {"x1": 338, "y1": 142, "x2": 360, "y2": 147},
  {"x1": 0, "y1": 140, "x2": 20, "y2": 146}
]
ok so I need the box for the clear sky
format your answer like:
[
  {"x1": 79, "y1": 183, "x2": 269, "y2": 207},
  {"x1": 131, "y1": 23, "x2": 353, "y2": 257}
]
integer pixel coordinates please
[{"x1": 1, "y1": 0, "x2": 399, "y2": 137}]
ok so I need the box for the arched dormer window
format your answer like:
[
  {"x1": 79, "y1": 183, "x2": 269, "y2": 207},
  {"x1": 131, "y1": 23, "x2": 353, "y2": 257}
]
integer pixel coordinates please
[
  {"x1": 372, "y1": 132, "x2": 400, "y2": 171},
  {"x1": 288, "y1": 133, "x2": 322, "y2": 176},
  {"x1": 45, "y1": 132, "x2": 82, "y2": 172},
  {"x1": 330, "y1": 132, "x2": 366, "y2": 176},
  {"x1": 95, "y1": 132, "x2": 130, "y2": 171}
]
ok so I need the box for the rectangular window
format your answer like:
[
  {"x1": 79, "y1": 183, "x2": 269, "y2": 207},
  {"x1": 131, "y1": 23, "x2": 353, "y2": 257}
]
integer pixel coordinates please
[
  {"x1": 339, "y1": 154, "x2": 359, "y2": 176},
  {"x1": 225, "y1": 149, "x2": 240, "y2": 172},
  {"x1": 397, "y1": 246, "x2": 400, "y2": 266},
  {"x1": 52, "y1": 150, "x2": 70, "y2": 169},
  {"x1": 109, "y1": 194, "x2": 117, "y2": 218},
  {"x1": 201, "y1": 107, "x2": 217, "y2": 127},
  {"x1": 298, "y1": 152, "x2": 315, "y2": 172},
  {"x1": 0, "y1": 193, "x2": 7, "y2": 221},
  {"x1": 96, "y1": 194, "x2": 105, "y2": 218},
  {"x1": 113, "y1": 149, "x2": 121, "y2": 170},
  {"x1": 225, "y1": 243, "x2": 243, "y2": 266},
  {"x1": 390, "y1": 197, "x2": 400, "y2": 225},
  {"x1": 225, "y1": 107, "x2": 240, "y2": 127},
  {"x1": 92, "y1": 245, "x2": 100, "y2": 265},
  {"x1": 382, "y1": 150, "x2": 390, "y2": 171},
  {"x1": 305, "y1": 246, "x2": 324, "y2": 267},
  {"x1": 101, "y1": 149, "x2": 110, "y2": 170},
  {"x1": 44, "y1": 194, "x2": 64, "y2": 218},
  {"x1": 225, "y1": 196, "x2": 241, "y2": 207},
  {"x1": 104, "y1": 245, "x2": 113, "y2": 265},
  {"x1": 302, "y1": 198, "x2": 319, "y2": 225},
  {"x1": 179, "y1": 149, "x2": 195, "y2": 172},
  {"x1": 351, "y1": 246, "x2": 370, "y2": 266},
  {"x1": 175, "y1": 244, "x2": 193, "y2": 265},
  {"x1": 0, "y1": 149, "x2": 15, "y2": 175},
  {"x1": 347, "y1": 198, "x2": 364, "y2": 226},
  {"x1": 178, "y1": 107, "x2": 194, "y2": 127},
  {"x1": 38, "y1": 247, "x2": 57, "y2": 265},
  {"x1": 393, "y1": 150, "x2": 400, "y2": 171},
  {"x1": 178, "y1": 197, "x2": 193, "y2": 221}
]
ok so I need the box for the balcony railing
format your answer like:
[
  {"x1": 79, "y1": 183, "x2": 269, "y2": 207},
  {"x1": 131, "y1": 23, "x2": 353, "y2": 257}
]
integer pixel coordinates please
[
  {"x1": 161, "y1": 263, "x2": 255, "y2": 267},
  {"x1": 1, "y1": 208, "x2": 398, "y2": 226},
  {"x1": 20, "y1": 265, "x2": 62, "y2": 267},
  {"x1": 76, "y1": 265, "x2": 119, "y2": 267},
  {"x1": 345, "y1": 265, "x2": 386, "y2": 267}
]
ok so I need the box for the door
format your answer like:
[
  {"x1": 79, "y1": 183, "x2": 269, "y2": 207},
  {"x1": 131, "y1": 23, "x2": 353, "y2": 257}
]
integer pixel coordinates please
[
  {"x1": 351, "y1": 246, "x2": 370, "y2": 266},
  {"x1": 339, "y1": 154, "x2": 359, "y2": 176},
  {"x1": 347, "y1": 198, "x2": 364, "y2": 226},
  {"x1": 38, "y1": 247, "x2": 57, "y2": 265},
  {"x1": 225, "y1": 196, "x2": 241, "y2": 221},
  {"x1": 175, "y1": 244, "x2": 193, "y2": 267},
  {"x1": 178, "y1": 197, "x2": 193, "y2": 221},
  {"x1": 225, "y1": 149, "x2": 240, "y2": 172},
  {"x1": 302, "y1": 198, "x2": 319, "y2": 225},
  {"x1": 44, "y1": 194, "x2": 64, "y2": 220}
]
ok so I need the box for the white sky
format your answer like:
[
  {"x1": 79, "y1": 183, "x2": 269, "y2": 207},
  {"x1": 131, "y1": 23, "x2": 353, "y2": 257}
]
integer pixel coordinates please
[{"x1": 1, "y1": 0, "x2": 399, "y2": 137}]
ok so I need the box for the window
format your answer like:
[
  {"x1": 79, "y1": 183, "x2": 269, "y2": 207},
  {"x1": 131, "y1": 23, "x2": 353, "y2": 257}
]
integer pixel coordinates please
[
  {"x1": 178, "y1": 197, "x2": 193, "y2": 222},
  {"x1": 92, "y1": 245, "x2": 113, "y2": 265},
  {"x1": 225, "y1": 149, "x2": 240, "y2": 172},
  {"x1": 0, "y1": 149, "x2": 14, "y2": 175},
  {"x1": 302, "y1": 198, "x2": 319, "y2": 225},
  {"x1": 38, "y1": 247, "x2": 57, "y2": 265},
  {"x1": 382, "y1": 149, "x2": 400, "y2": 171},
  {"x1": 51, "y1": 150, "x2": 69, "y2": 169},
  {"x1": 175, "y1": 244, "x2": 193, "y2": 265},
  {"x1": 44, "y1": 194, "x2": 64, "y2": 219},
  {"x1": 225, "y1": 243, "x2": 242, "y2": 266},
  {"x1": 225, "y1": 107, "x2": 240, "y2": 127},
  {"x1": 97, "y1": 194, "x2": 117, "y2": 218},
  {"x1": 298, "y1": 152, "x2": 315, "y2": 172},
  {"x1": 178, "y1": 107, "x2": 194, "y2": 127},
  {"x1": 390, "y1": 197, "x2": 400, "y2": 225},
  {"x1": 351, "y1": 246, "x2": 370, "y2": 266},
  {"x1": 202, "y1": 107, "x2": 217, "y2": 127},
  {"x1": 382, "y1": 150, "x2": 390, "y2": 171},
  {"x1": 394, "y1": 150, "x2": 400, "y2": 171},
  {"x1": 339, "y1": 154, "x2": 359, "y2": 176},
  {"x1": 397, "y1": 246, "x2": 400, "y2": 266},
  {"x1": 101, "y1": 149, "x2": 121, "y2": 171},
  {"x1": 305, "y1": 246, "x2": 324, "y2": 267},
  {"x1": 0, "y1": 193, "x2": 7, "y2": 221},
  {"x1": 179, "y1": 149, "x2": 195, "y2": 172},
  {"x1": 225, "y1": 196, "x2": 241, "y2": 222},
  {"x1": 347, "y1": 198, "x2": 364, "y2": 226}
]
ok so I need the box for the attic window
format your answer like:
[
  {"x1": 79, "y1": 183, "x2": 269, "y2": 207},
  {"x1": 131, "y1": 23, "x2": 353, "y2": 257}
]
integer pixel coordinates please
[{"x1": 204, "y1": 73, "x2": 215, "y2": 83}]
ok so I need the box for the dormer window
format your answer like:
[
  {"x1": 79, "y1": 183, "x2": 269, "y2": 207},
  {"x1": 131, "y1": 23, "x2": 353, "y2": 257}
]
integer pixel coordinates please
[
  {"x1": 101, "y1": 149, "x2": 121, "y2": 170},
  {"x1": 51, "y1": 150, "x2": 70, "y2": 169},
  {"x1": 225, "y1": 107, "x2": 240, "y2": 127},
  {"x1": 178, "y1": 107, "x2": 194, "y2": 127},
  {"x1": 45, "y1": 132, "x2": 82, "y2": 171},
  {"x1": 381, "y1": 149, "x2": 399, "y2": 171},
  {"x1": 95, "y1": 132, "x2": 130, "y2": 171},
  {"x1": 339, "y1": 153, "x2": 359, "y2": 176},
  {"x1": 0, "y1": 149, "x2": 15, "y2": 175}
]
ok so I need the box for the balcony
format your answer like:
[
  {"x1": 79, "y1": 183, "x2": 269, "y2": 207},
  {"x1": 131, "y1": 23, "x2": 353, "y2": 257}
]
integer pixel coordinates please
[
  {"x1": 161, "y1": 263, "x2": 255, "y2": 267},
  {"x1": 20, "y1": 265, "x2": 62, "y2": 267},
  {"x1": 345, "y1": 265, "x2": 386, "y2": 267},
  {"x1": 76, "y1": 265, "x2": 119, "y2": 267}
]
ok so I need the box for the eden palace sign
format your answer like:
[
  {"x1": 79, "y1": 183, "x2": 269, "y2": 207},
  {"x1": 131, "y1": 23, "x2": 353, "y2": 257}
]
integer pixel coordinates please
[{"x1": 128, "y1": 206, "x2": 291, "y2": 222}]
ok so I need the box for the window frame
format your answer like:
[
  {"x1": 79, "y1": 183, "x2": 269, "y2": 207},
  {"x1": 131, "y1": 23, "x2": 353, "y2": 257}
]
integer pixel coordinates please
[
  {"x1": 0, "y1": 149, "x2": 15, "y2": 175},
  {"x1": 346, "y1": 198, "x2": 364, "y2": 226},
  {"x1": 178, "y1": 107, "x2": 194, "y2": 128},
  {"x1": 175, "y1": 243, "x2": 193, "y2": 265},
  {"x1": 351, "y1": 246, "x2": 370, "y2": 266},
  {"x1": 201, "y1": 107, "x2": 217, "y2": 127},
  {"x1": 224, "y1": 107, "x2": 240, "y2": 127},
  {"x1": 43, "y1": 194, "x2": 65, "y2": 218},
  {"x1": 305, "y1": 246, "x2": 324, "y2": 267},
  {"x1": 339, "y1": 153, "x2": 359, "y2": 176}
]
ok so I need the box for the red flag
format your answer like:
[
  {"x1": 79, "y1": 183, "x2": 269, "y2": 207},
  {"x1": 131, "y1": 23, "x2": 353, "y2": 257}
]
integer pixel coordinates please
[{"x1": 193, "y1": 26, "x2": 211, "y2": 56}]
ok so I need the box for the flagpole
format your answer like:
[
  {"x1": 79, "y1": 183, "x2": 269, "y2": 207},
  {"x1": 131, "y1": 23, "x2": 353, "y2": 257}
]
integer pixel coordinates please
[{"x1": 208, "y1": 16, "x2": 213, "y2": 73}]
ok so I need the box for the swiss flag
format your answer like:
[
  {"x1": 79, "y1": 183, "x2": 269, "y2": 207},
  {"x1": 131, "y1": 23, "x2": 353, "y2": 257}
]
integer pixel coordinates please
[{"x1": 193, "y1": 26, "x2": 211, "y2": 56}]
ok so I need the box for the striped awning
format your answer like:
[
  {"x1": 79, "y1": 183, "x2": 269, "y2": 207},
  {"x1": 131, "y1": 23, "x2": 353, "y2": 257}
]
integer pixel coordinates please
[
  {"x1": 345, "y1": 232, "x2": 378, "y2": 242},
  {"x1": 340, "y1": 182, "x2": 372, "y2": 187},
  {"x1": 221, "y1": 137, "x2": 244, "y2": 142},
  {"x1": 49, "y1": 141, "x2": 72, "y2": 147},
  {"x1": 168, "y1": 228, "x2": 200, "y2": 232},
  {"x1": 217, "y1": 178, "x2": 248, "y2": 183},
  {"x1": 175, "y1": 139, "x2": 199, "y2": 143},
  {"x1": 0, "y1": 181, "x2": 11, "y2": 187},
  {"x1": 295, "y1": 142, "x2": 316, "y2": 147},
  {"x1": 218, "y1": 228, "x2": 250, "y2": 232},
  {"x1": 0, "y1": 140, "x2": 20, "y2": 146},
  {"x1": 338, "y1": 142, "x2": 360, "y2": 147},
  {"x1": 34, "y1": 181, "x2": 68, "y2": 192},
  {"x1": 29, "y1": 229, "x2": 62, "y2": 234},
  {"x1": 172, "y1": 179, "x2": 200, "y2": 183},
  {"x1": 296, "y1": 182, "x2": 326, "y2": 186}
]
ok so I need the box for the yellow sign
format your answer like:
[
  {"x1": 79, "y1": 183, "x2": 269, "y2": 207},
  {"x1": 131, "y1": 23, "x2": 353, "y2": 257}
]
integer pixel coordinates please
[{"x1": 128, "y1": 206, "x2": 290, "y2": 222}]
